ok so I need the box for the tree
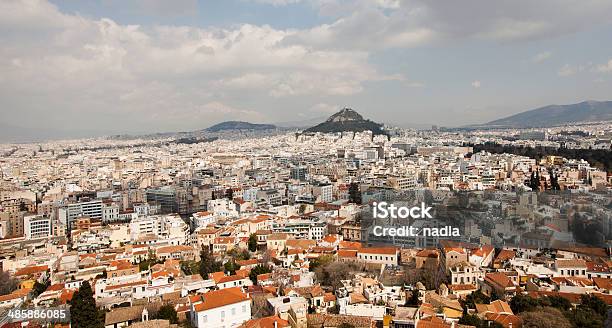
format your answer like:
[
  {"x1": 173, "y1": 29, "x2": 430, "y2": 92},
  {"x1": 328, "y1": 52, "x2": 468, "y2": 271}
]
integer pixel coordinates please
[
  {"x1": 405, "y1": 289, "x2": 420, "y2": 307},
  {"x1": 463, "y1": 290, "x2": 491, "y2": 309},
  {"x1": 32, "y1": 280, "x2": 49, "y2": 297},
  {"x1": 0, "y1": 271, "x2": 18, "y2": 296},
  {"x1": 578, "y1": 294, "x2": 607, "y2": 316},
  {"x1": 156, "y1": 304, "x2": 178, "y2": 324},
  {"x1": 337, "y1": 324, "x2": 355, "y2": 328},
  {"x1": 314, "y1": 261, "x2": 356, "y2": 290},
  {"x1": 510, "y1": 294, "x2": 539, "y2": 313},
  {"x1": 224, "y1": 260, "x2": 241, "y2": 275},
  {"x1": 348, "y1": 182, "x2": 362, "y2": 204},
  {"x1": 199, "y1": 246, "x2": 222, "y2": 279},
  {"x1": 248, "y1": 233, "x2": 258, "y2": 252},
  {"x1": 249, "y1": 265, "x2": 272, "y2": 285},
  {"x1": 70, "y1": 281, "x2": 104, "y2": 328},
  {"x1": 520, "y1": 307, "x2": 572, "y2": 328},
  {"x1": 542, "y1": 295, "x2": 571, "y2": 311},
  {"x1": 309, "y1": 255, "x2": 333, "y2": 272}
]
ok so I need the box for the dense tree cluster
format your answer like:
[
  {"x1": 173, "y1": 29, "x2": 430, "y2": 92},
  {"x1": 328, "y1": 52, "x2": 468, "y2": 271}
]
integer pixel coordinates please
[
  {"x1": 468, "y1": 142, "x2": 611, "y2": 172},
  {"x1": 70, "y1": 281, "x2": 104, "y2": 328},
  {"x1": 510, "y1": 293, "x2": 608, "y2": 328},
  {"x1": 199, "y1": 246, "x2": 222, "y2": 279},
  {"x1": 249, "y1": 265, "x2": 272, "y2": 285},
  {"x1": 0, "y1": 270, "x2": 18, "y2": 296}
]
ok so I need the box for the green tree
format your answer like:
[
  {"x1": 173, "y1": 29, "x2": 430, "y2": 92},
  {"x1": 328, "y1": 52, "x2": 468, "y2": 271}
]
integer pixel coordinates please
[
  {"x1": 0, "y1": 270, "x2": 19, "y2": 296},
  {"x1": 578, "y1": 294, "x2": 607, "y2": 316},
  {"x1": 405, "y1": 289, "x2": 420, "y2": 307},
  {"x1": 463, "y1": 290, "x2": 491, "y2": 309},
  {"x1": 248, "y1": 233, "x2": 258, "y2": 252},
  {"x1": 249, "y1": 265, "x2": 272, "y2": 285},
  {"x1": 32, "y1": 280, "x2": 49, "y2": 297},
  {"x1": 156, "y1": 304, "x2": 178, "y2": 324},
  {"x1": 510, "y1": 294, "x2": 539, "y2": 313},
  {"x1": 520, "y1": 307, "x2": 572, "y2": 328},
  {"x1": 542, "y1": 295, "x2": 571, "y2": 311},
  {"x1": 70, "y1": 281, "x2": 104, "y2": 328},
  {"x1": 224, "y1": 260, "x2": 241, "y2": 275},
  {"x1": 348, "y1": 182, "x2": 362, "y2": 204},
  {"x1": 199, "y1": 246, "x2": 222, "y2": 279}
]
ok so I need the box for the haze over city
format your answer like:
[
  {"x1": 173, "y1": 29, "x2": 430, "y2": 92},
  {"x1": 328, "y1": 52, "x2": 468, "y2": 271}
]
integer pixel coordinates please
[{"x1": 1, "y1": 0, "x2": 612, "y2": 140}]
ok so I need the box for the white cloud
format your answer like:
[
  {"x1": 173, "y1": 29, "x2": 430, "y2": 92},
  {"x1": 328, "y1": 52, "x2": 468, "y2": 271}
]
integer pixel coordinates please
[
  {"x1": 281, "y1": 0, "x2": 612, "y2": 51},
  {"x1": 596, "y1": 59, "x2": 612, "y2": 73},
  {"x1": 558, "y1": 64, "x2": 576, "y2": 76},
  {"x1": 531, "y1": 51, "x2": 552, "y2": 63},
  {"x1": 471, "y1": 80, "x2": 481, "y2": 88},
  {"x1": 308, "y1": 103, "x2": 339, "y2": 113},
  {"x1": 0, "y1": 0, "x2": 392, "y2": 131}
]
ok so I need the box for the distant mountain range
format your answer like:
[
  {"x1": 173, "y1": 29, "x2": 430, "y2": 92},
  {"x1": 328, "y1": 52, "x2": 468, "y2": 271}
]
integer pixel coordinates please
[
  {"x1": 485, "y1": 100, "x2": 612, "y2": 128},
  {"x1": 205, "y1": 121, "x2": 276, "y2": 132},
  {"x1": 304, "y1": 108, "x2": 386, "y2": 135}
]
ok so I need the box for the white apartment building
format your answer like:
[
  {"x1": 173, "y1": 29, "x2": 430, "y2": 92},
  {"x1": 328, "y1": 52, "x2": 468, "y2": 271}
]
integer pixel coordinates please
[
  {"x1": 191, "y1": 287, "x2": 251, "y2": 328},
  {"x1": 102, "y1": 203, "x2": 119, "y2": 222},
  {"x1": 24, "y1": 214, "x2": 52, "y2": 240},
  {"x1": 59, "y1": 199, "x2": 103, "y2": 229}
]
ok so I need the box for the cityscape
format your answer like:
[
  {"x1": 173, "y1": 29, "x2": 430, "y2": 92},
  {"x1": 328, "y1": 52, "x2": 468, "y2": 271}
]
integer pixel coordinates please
[{"x1": 1, "y1": 1, "x2": 612, "y2": 328}]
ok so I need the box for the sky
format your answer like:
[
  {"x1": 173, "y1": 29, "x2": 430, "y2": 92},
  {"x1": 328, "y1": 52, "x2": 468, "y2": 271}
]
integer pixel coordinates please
[{"x1": 1, "y1": 0, "x2": 612, "y2": 139}]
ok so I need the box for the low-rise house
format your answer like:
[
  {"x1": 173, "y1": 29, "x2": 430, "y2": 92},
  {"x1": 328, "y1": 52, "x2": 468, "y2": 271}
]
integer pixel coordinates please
[{"x1": 190, "y1": 287, "x2": 252, "y2": 328}]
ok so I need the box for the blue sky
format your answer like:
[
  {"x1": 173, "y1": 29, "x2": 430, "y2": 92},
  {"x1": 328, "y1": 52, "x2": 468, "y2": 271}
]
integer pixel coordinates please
[{"x1": 1, "y1": 0, "x2": 612, "y2": 136}]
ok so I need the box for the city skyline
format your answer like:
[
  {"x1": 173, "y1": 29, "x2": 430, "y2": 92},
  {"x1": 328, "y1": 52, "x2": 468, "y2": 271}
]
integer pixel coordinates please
[{"x1": 1, "y1": 0, "x2": 612, "y2": 140}]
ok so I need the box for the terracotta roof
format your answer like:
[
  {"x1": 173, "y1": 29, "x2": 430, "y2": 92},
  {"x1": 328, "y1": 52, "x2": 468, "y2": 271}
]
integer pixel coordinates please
[
  {"x1": 156, "y1": 245, "x2": 193, "y2": 254},
  {"x1": 485, "y1": 272, "x2": 515, "y2": 289},
  {"x1": 593, "y1": 277, "x2": 612, "y2": 291},
  {"x1": 338, "y1": 241, "x2": 362, "y2": 249},
  {"x1": 193, "y1": 287, "x2": 249, "y2": 311},
  {"x1": 15, "y1": 265, "x2": 48, "y2": 277},
  {"x1": 494, "y1": 250, "x2": 515, "y2": 263},
  {"x1": 358, "y1": 247, "x2": 397, "y2": 255},
  {"x1": 337, "y1": 249, "x2": 358, "y2": 258},
  {"x1": 416, "y1": 249, "x2": 439, "y2": 258},
  {"x1": 239, "y1": 316, "x2": 289, "y2": 328},
  {"x1": 217, "y1": 275, "x2": 247, "y2": 284},
  {"x1": 484, "y1": 312, "x2": 522, "y2": 328},
  {"x1": 556, "y1": 259, "x2": 587, "y2": 268}
]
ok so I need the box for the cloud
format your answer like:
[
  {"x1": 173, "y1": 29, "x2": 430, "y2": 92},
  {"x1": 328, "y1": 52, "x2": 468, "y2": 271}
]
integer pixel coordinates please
[
  {"x1": 0, "y1": 0, "x2": 391, "y2": 132},
  {"x1": 557, "y1": 63, "x2": 592, "y2": 77},
  {"x1": 249, "y1": 0, "x2": 302, "y2": 6},
  {"x1": 558, "y1": 64, "x2": 577, "y2": 76},
  {"x1": 471, "y1": 80, "x2": 481, "y2": 88},
  {"x1": 531, "y1": 51, "x2": 552, "y2": 63},
  {"x1": 596, "y1": 59, "x2": 612, "y2": 73},
  {"x1": 282, "y1": 0, "x2": 612, "y2": 51},
  {"x1": 308, "y1": 103, "x2": 339, "y2": 113}
]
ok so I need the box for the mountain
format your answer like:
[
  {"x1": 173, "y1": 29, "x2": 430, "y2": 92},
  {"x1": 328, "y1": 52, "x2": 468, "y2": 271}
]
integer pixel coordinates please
[
  {"x1": 486, "y1": 100, "x2": 612, "y2": 128},
  {"x1": 304, "y1": 108, "x2": 386, "y2": 135},
  {"x1": 205, "y1": 121, "x2": 276, "y2": 132}
]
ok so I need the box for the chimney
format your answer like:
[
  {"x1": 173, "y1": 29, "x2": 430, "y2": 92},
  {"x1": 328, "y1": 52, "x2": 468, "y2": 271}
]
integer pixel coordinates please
[{"x1": 274, "y1": 321, "x2": 278, "y2": 328}]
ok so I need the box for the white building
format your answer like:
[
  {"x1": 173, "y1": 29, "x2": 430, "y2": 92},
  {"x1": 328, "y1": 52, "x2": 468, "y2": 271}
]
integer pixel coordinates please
[
  {"x1": 191, "y1": 287, "x2": 251, "y2": 328},
  {"x1": 24, "y1": 215, "x2": 52, "y2": 240}
]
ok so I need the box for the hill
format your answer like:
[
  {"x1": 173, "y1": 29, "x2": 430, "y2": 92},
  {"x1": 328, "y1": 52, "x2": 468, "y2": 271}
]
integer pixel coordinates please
[
  {"x1": 486, "y1": 100, "x2": 612, "y2": 128},
  {"x1": 304, "y1": 108, "x2": 386, "y2": 135},
  {"x1": 205, "y1": 121, "x2": 276, "y2": 132}
]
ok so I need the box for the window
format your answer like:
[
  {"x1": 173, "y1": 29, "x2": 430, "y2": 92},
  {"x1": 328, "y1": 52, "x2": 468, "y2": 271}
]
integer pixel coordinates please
[
  {"x1": 232, "y1": 308, "x2": 236, "y2": 315},
  {"x1": 242, "y1": 304, "x2": 247, "y2": 313},
  {"x1": 202, "y1": 315, "x2": 208, "y2": 323}
]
